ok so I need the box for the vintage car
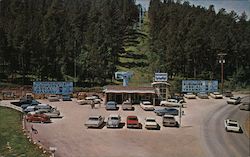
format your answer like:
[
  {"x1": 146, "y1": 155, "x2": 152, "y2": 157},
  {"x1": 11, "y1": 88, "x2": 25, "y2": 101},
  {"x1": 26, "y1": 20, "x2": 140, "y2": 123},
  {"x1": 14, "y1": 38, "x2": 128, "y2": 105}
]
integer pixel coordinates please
[
  {"x1": 162, "y1": 115, "x2": 178, "y2": 127},
  {"x1": 76, "y1": 99, "x2": 93, "y2": 105},
  {"x1": 154, "y1": 108, "x2": 179, "y2": 116},
  {"x1": 127, "y1": 116, "x2": 140, "y2": 129},
  {"x1": 140, "y1": 100, "x2": 154, "y2": 111},
  {"x1": 25, "y1": 112, "x2": 51, "y2": 123},
  {"x1": 35, "y1": 108, "x2": 61, "y2": 118},
  {"x1": 105, "y1": 101, "x2": 118, "y2": 110},
  {"x1": 160, "y1": 99, "x2": 183, "y2": 107},
  {"x1": 62, "y1": 95, "x2": 72, "y2": 101},
  {"x1": 197, "y1": 92, "x2": 209, "y2": 99},
  {"x1": 122, "y1": 100, "x2": 133, "y2": 110},
  {"x1": 106, "y1": 114, "x2": 121, "y2": 128},
  {"x1": 85, "y1": 96, "x2": 102, "y2": 104},
  {"x1": 184, "y1": 93, "x2": 196, "y2": 99},
  {"x1": 48, "y1": 95, "x2": 60, "y2": 102},
  {"x1": 239, "y1": 102, "x2": 250, "y2": 111},
  {"x1": 24, "y1": 106, "x2": 36, "y2": 113},
  {"x1": 85, "y1": 115, "x2": 104, "y2": 128},
  {"x1": 227, "y1": 96, "x2": 241, "y2": 105},
  {"x1": 224, "y1": 119, "x2": 242, "y2": 133},
  {"x1": 35, "y1": 104, "x2": 52, "y2": 110},
  {"x1": 210, "y1": 92, "x2": 223, "y2": 99},
  {"x1": 20, "y1": 100, "x2": 41, "y2": 109},
  {"x1": 144, "y1": 117, "x2": 158, "y2": 129},
  {"x1": 224, "y1": 91, "x2": 233, "y2": 97}
]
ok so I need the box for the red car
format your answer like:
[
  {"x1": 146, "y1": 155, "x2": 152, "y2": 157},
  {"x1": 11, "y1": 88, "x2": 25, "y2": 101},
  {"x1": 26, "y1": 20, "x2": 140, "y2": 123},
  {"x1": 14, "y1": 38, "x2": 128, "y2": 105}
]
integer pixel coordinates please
[
  {"x1": 127, "y1": 116, "x2": 140, "y2": 128},
  {"x1": 26, "y1": 112, "x2": 51, "y2": 123}
]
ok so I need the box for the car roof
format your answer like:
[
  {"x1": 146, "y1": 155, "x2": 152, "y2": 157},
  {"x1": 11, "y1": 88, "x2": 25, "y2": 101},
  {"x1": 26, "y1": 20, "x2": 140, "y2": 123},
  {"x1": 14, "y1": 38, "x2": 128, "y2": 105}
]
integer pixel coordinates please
[
  {"x1": 127, "y1": 116, "x2": 137, "y2": 118},
  {"x1": 89, "y1": 115, "x2": 101, "y2": 118},
  {"x1": 163, "y1": 115, "x2": 174, "y2": 118},
  {"x1": 108, "y1": 114, "x2": 120, "y2": 117},
  {"x1": 26, "y1": 106, "x2": 35, "y2": 108},
  {"x1": 226, "y1": 119, "x2": 239, "y2": 124},
  {"x1": 145, "y1": 117, "x2": 155, "y2": 120}
]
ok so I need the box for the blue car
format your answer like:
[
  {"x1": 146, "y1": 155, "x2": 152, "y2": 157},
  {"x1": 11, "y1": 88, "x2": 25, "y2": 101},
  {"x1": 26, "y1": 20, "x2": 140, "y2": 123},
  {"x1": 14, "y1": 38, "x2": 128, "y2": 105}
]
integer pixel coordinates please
[
  {"x1": 62, "y1": 95, "x2": 72, "y2": 101},
  {"x1": 154, "y1": 108, "x2": 179, "y2": 116},
  {"x1": 105, "y1": 101, "x2": 118, "y2": 110},
  {"x1": 21, "y1": 100, "x2": 41, "y2": 109}
]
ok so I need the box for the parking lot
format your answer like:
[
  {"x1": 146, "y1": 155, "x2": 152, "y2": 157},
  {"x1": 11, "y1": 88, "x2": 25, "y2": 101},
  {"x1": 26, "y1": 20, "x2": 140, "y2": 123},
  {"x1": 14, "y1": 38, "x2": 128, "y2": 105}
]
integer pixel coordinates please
[{"x1": 21, "y1": 96, "x2": 248, "y2": 157}]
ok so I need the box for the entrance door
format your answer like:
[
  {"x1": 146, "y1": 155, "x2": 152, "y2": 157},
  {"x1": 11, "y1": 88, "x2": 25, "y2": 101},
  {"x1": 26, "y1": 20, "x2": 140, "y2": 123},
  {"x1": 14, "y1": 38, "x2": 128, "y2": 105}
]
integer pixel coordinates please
[{"x1": 116, "y1": 94, "x2": 123, "y2": 104}]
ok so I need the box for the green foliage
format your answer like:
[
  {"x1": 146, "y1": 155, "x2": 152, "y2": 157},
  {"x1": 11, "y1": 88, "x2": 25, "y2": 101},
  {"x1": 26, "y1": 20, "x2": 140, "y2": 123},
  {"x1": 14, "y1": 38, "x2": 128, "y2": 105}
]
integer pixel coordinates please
[
  {"x1": 0, "y1": 107, "x2": 48, "y2": 157},
  {"x1": 0, "y1": 0, "x2": 140, "y2": 86},
  {"x1": 148, "y1": 0, "x2": 250, "y2": 89}
]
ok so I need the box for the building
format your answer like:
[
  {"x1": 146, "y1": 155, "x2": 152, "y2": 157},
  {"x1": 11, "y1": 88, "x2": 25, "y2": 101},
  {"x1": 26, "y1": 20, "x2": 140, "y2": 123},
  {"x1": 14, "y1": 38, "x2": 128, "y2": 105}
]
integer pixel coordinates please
[
  {"x1": 103, "y1": 85, "x2": 156, "y2": 105},
  {"x1": 151, "y1": 82, "x2": 171, "y2": 101}
]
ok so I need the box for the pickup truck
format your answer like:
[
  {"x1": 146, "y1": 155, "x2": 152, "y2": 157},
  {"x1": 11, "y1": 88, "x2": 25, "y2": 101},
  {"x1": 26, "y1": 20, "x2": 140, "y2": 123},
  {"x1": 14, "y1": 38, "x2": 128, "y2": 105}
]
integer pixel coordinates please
[{"x1": 85, "y1": 115, "x2": 104, "y2": 128}]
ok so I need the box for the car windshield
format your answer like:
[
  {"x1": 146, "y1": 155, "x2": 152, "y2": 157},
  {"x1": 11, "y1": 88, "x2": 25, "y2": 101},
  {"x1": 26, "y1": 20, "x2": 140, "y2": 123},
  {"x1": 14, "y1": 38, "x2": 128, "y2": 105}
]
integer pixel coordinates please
[
  {"x1": 89, "y1": 117, "x2": 99, "y2": 121},
  {"x1": 164, "y1": 117, "x2": 174, "y2": 120},
  {"x1": 128, "y1": 117, "x2": 137, "y2": 121},
  {"x1": 110, "y1": 117, "x2": 119, "y2": 120},
  {"x1": 228, "y1": 123, "x2": 238, "y2": 127},
  {"x1": 108, "y1": 102, "x2": 116, "y2": 105},
  {"x1": 146, "y1": 119, "x2": 155, "y2": 122}
]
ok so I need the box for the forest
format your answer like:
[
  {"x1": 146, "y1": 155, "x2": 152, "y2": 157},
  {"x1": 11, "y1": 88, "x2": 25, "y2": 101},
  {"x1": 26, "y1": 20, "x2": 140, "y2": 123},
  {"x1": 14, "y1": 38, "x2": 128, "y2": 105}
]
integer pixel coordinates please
[
  {"x1": 0, "y1": 0, "x2": 249, "y2": 89},
  {"x1": 148, "y1": 0, "x2": 250, "y2": 89}
]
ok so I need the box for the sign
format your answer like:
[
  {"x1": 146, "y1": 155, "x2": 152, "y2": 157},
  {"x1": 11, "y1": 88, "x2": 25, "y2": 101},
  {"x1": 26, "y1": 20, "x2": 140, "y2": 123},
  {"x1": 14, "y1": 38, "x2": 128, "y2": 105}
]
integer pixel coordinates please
[
  {"x1": 182, "y1": 80, "x2": 218, "y2": 93},
  {"x1": 154, "y1": 73, "x2": 168, "y2": 82},
  {"x1": 33, "y1": 82, "x2": 73, "y2": 95}
]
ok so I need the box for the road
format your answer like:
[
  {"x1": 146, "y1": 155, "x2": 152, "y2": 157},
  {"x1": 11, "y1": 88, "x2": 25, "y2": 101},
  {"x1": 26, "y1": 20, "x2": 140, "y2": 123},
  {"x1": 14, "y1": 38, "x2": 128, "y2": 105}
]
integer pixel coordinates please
[{"x1": 202, "y1": 97, "x2": 250, "y2": 157}]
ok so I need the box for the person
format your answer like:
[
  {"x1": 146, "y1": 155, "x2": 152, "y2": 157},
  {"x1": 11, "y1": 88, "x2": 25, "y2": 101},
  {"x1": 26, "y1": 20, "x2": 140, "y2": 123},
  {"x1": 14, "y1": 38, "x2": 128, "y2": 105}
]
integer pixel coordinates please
[{"x1": 91, "y1": 100, "x2": 94, "y2": 109}]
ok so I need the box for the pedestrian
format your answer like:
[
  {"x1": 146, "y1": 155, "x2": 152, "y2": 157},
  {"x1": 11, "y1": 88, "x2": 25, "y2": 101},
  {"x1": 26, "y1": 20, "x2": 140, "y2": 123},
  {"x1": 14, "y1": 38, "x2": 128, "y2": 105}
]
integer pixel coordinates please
[{"x1": 91, "y1": 100, "x2": 94, "y2": 109}]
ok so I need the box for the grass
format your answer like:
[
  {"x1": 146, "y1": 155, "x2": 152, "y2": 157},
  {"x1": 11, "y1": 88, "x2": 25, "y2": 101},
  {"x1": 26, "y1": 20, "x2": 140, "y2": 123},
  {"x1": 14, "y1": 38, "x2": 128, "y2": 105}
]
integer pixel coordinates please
[{"x1": 0, "y1": 107, "x2": 49, "y2": 157}]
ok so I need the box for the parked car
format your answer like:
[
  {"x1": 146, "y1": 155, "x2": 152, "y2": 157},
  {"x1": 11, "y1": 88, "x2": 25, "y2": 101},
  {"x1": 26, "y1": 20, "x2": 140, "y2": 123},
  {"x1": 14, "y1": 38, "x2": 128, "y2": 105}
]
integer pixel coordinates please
[
  {"x1": 197, "y1": 92, "x2": 209, "y2": 99},
  {"x1": 85, "y1": 115, "x2": 104, "y2": 128},
  {"x1": 122, "y1": 100, "x2": 133, "y2": 110},
  {"x1": 21, "y1": 100, "x2": 41, "y2": 109},
  {"x1": 62, "y1": 95, "x2": 72, "y2": 101},
  {"x1": 25, "y1": 112, "x2": 51, "y2": 123},
  {"x1": 239, "y1": 102, "x2": 250, "y2": 111},
  {"x1": 77, "y1": 99, "x2": 93, "y2": 105},
  {"x1": 184, "y1": 93, "x2": 196, "y2": 99},
  {"x1": 144, "y1": 117, "x2": 158, "y2": 129},
  {"x1": 227, "y1": 97, "x2": 241, "y2": 105},
  {"x1": 105, "y1": 101, "x2": 118, "y2": 110},
  {"x1": 11, "y1": 98, "x2": 32, "y2": 106},
  {"x1": 224, "y1": 91, "x2": 233, "y2": 97},
  {"x1": 24, "y1": 106, "x2": 37, "y2": 113},
  {"x1": 127, "y1": 116, "x2": 140, "y2": 128},
  {"x1": 210, "y1": 92, "x2": 223, "y2": 99},
  {"x1": 48, "y1": 95, "x2": 59, "y2": 102},
  {"x1": 140, "y1": 100, "x2": 154, "y2": 111},
  {"x1": 35, "y1": 104, "x2": 52, "y2": 110},
  {"x1": 154, "y1": 108, "x2": 179, "y2": 116},
  {"x1": 171, "y1": 95, "x2": 185, "y2": 103},
  {"x1": 162, "y1": 115, "x2": 178, "y2": 127},
  {"x1": 160, "y1": 99, "x2": 182, "y2": 107},
  {"x1": 224, "y1": 119, "x2": 242, "y2": 133},
  {"x1": 35, "y1": 108, "x2": 60, "y2": 118},
  {"x1": 85, "y1": 96, "x2": 102, "y2": 104},
  {"x1": 77, "y1": 92, "x2": 87, "y2": 100},
  {"x1": 106, "y1": 114, "x2": 121, "y2": 128}
]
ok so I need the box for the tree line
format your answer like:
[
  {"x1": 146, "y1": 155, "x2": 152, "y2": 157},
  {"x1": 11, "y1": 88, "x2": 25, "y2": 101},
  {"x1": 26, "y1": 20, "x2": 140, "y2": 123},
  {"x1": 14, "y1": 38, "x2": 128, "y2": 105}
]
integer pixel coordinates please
[
  {"x1": 148, "y1": 0, "x2": 250, "y2": 89},
  {"x1": 0, "y1": 0, "x2": 140, "y2": 86}
]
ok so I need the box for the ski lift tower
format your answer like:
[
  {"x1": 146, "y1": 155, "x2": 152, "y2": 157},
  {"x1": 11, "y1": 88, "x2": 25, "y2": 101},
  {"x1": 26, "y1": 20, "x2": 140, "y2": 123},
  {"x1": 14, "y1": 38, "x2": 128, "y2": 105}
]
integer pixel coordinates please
[{"x1": 115, "y1": 72, "x2": 133, "y2": 86}]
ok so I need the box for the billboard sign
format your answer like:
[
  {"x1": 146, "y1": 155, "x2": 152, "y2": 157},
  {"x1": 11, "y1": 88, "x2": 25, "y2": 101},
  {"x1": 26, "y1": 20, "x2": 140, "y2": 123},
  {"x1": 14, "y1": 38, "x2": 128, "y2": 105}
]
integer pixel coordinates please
[
  {"x1": 182, "y1": 80, "x2": 218, "y2": 93},
  {"x1": 33, "y1": 82, "x2": 73, "y2": 95},
  {"x1": 154, "y1": 73, "x2": 168, "y2": 82}
]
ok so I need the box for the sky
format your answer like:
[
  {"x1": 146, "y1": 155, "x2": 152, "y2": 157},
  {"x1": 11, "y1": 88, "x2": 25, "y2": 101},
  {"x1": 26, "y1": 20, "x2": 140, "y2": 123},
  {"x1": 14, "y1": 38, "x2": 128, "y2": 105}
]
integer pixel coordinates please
[{"x1": 136, "y1": 0, "x2": 250, "y2": 18}]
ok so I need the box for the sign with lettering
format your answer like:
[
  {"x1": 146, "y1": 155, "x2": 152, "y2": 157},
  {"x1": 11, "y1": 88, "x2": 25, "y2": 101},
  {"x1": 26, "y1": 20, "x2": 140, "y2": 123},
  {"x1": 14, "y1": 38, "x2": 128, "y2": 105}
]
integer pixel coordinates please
[
  {"x1": 33, "y1": 82, "x2": 73, "y2": 94},
  {"x1": 182, "y1": 80, "x2": 218, "y2": 93},
  {"x1": 154, "y1": 73, "x2": 168, "y2": 82}
]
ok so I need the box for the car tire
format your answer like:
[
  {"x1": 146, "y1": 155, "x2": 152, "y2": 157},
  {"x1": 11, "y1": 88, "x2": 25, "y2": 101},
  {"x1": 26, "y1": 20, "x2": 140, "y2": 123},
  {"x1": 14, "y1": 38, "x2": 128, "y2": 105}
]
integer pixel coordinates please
[{"x1": 225, "y1": 127, "x2": 228, "y2": 132}]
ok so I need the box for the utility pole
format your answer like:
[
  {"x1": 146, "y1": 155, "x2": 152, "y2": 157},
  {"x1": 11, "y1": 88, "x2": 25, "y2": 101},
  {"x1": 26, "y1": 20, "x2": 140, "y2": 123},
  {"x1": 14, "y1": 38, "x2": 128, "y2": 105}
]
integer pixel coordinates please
[{"x1": 218, "y1": 53, "x2": 227, "y2": 93}]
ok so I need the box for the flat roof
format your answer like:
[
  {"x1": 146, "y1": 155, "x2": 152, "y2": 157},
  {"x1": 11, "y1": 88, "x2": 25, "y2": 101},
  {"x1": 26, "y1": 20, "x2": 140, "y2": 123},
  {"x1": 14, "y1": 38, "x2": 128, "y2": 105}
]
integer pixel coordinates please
[{"x1": 104, "y1": 85, "x2": 156, "y2": 94}]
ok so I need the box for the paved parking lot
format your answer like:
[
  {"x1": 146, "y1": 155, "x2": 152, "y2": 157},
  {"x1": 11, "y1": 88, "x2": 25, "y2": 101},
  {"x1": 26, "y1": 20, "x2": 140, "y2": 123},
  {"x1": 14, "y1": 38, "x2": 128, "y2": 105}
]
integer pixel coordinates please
[{"x1": 18, "y1": 96, "x2": 248, "y2": 157}]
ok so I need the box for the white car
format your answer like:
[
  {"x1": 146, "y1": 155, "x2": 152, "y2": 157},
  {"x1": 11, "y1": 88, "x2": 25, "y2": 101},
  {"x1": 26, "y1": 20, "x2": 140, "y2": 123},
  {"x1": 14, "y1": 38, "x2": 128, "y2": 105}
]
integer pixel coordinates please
[
  {"x1": 184, "y1": 93, "x2": 196, "y2": 99},
  {"x1": 224, "y1": 119, "x2": 242, "y2": 133},
  {"x1": 227, "y1": 97, "x2": 241, "y2": 105},
  {"x1": 140, "y1": 101, "x2": 154, "y2": 111},
  {"x1": 85, "y1": 115, "x2": 105, "y2": 128},
  {"x1": 85, "y1": 96, "x2": 102, "y2": 104},
  {"x1": 210, "y1": 92, "x2": 223, "y2": 99},
  {"x1": 160, "y1": 99, "x2": 183, "y2": 107},
  {"x1": 145, "y1": 117, "x2": 158, "y2": 129},
  {"x1": 106, "y1": 114, "x2": 121, "y2": 128}
]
